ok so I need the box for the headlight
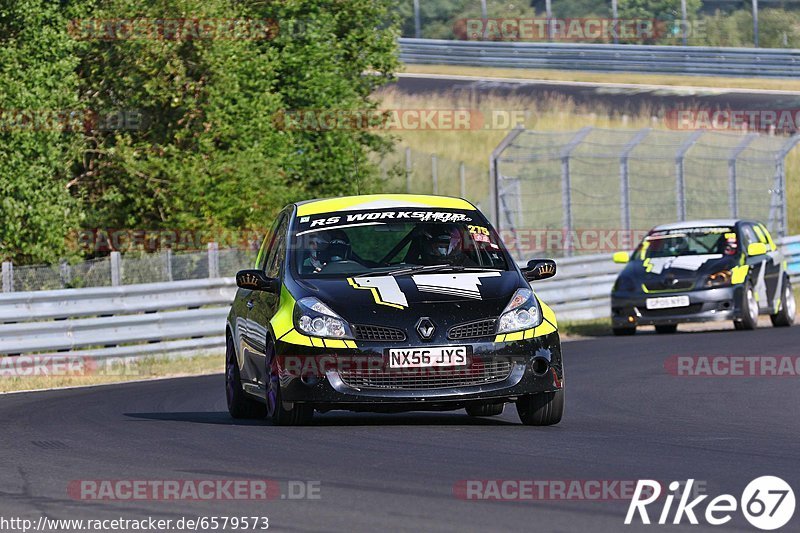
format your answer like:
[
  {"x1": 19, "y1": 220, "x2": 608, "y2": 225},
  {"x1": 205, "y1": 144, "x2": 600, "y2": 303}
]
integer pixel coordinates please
[
  {"x1": 705, "y1": 269, "x2": 732, "y2": 288},
  {"x1": 613, "y1": 275, "x2": 635, "y2": 293},
  {"x1": 497, "y1": 288, "x2": 543, "y2": 334},
  {"x1": 293, "y1": 297, "x2": 354, "y2": 339}
]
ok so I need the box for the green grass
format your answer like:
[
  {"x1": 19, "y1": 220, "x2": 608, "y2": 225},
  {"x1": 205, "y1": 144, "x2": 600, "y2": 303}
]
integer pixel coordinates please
[
  {"x1": 403, "y1": 64, "x2": 800, "y2": 92},
  {"x1": 0, "y1": 352, "x2": 221, "y2": 393},
  {"x1": 558, "y1": 317, "x2": 613, "y2": 338}
]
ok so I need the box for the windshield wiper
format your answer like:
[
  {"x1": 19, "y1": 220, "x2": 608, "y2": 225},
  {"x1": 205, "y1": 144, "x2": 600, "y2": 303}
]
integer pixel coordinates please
[{"x1": 355, "y1": 264, "x2": 501, "y2": 278}]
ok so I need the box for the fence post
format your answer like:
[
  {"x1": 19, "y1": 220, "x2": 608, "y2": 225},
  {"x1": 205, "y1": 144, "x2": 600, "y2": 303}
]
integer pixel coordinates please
[
  {"x1": 431, "y1": 154, "x2": 438, "y2": 194},
  {"x1": 459, "y1": 162, "x2": 466, "y2": 199},
  {"x1": 208, "y1": 242, "x2": 220, "y2": 279},
  {"x1": 405, "y1": 147, "x2": 412, "y2": 193},
  {"x1": 164, "y1": 248, "x2": 173, "y2": 282},
  {"x1": 560, "y1": 127, "x2": 593, "y2": 257},
  {"x1": 489, "y1": 126, "x2": 525, "y2": 229},
  {"x1": 774, "y1": 134, "x2": 800, "y2": 238},
  {"x1": 2, "y1": 261, "x2": 13, "y2": 293},
  {"x1": 59, "y1": 260, "x2": 72, "y2": 288},
  {"x1": 620, "y1": 129, "x2": 650, "y2": 233},
  {"x1": 110, "y1": 251, "x2": 122, "y2": 286},
  {"x1": 675, "y1": 130, "x2": 703, "y2": 222},
  {"x1": 728, "y1": 134, "x2": 757, "y2": 219}
]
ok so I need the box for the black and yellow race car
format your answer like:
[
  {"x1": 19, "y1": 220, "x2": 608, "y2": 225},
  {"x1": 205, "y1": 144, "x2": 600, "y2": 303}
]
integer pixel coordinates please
[
  {"x1": 611, "y1": 219, "x2": 795, "y2": 335},
  {"x1": 225, "y1": 194, "x2": 564, "y2": 425}
]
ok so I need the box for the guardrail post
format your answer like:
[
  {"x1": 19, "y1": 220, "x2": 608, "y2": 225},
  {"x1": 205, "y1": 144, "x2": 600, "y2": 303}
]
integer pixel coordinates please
[
  {"x1": 208, "y1": 242, "x2": 220, "y2": 279},
  {"x1": 110, "y1": 252, "x2": 122, "y2": 286},
  {"x1": 2, "y1": 261, "x2": 13, "y2": 293},
  {"x1": 675, "y1": 130, "x2": 703, "y2": 222}
]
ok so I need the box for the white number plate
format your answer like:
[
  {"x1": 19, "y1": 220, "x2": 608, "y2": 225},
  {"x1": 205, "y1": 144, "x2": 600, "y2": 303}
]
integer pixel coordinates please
[
  {"x1": 646, "y1": 295, "x2": 690, "y2": 309},
  {"x1": 388, "y1": 347, "x2": 468, "y2": 369}
]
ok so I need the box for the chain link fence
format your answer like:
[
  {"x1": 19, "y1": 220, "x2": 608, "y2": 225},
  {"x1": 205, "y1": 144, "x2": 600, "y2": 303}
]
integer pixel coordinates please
[
  {"x1": 377, "y1": 146, "x2": 489, "y2": 208},
  {"x1": 491, "y1": 127, "x2": 800, "y2": 259},
  {"x1": 2, "y1": 247, "x2": 258, "y2": 293}
]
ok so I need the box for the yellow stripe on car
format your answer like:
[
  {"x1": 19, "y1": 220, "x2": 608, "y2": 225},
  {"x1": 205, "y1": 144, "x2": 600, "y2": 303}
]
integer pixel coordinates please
[
  {"x1": 296, "y1": 194, "x2": 475, "y2": 216},
  {"x1": 731, "y1": 265, "x2": 749, "y2": 285}
]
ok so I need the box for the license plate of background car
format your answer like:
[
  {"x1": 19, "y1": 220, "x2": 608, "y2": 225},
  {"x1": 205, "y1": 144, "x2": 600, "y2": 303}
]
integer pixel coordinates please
[{"x1": 645, "y1": 295, "x2": 691, "y2": 309}]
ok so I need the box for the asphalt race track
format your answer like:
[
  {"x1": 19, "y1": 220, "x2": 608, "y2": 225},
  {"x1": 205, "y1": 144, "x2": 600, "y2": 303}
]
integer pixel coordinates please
[{"x1": 1, "y1": 325, "x2": 798, "y2": 532}]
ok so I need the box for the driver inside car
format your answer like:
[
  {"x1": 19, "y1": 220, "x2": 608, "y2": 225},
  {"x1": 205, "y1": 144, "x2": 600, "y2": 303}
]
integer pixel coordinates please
[
  {"x1": 411, "y1": 224, "x2": 478, "y2": 267},
  {"x1": 302, "y1": 230, "x2": 353, "y2": 273}
]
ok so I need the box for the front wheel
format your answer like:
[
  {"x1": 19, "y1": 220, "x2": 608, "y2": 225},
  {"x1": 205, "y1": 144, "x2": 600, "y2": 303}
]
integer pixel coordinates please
[
  {"x1": 226, "y1": 336, "x2": 266, "y2": 419},
  {"x1": 265, "y1": 339, "x2": 314, "y2": 426},
  {"x1": 770, "y1": 279, "x2": 796, "y2": 327},
  {"x1": 734, "y1": 284, "x2": 758, "y2": 330},
  {"x1": 516, "y1": 390, "x2": 564, "y2": 426}
]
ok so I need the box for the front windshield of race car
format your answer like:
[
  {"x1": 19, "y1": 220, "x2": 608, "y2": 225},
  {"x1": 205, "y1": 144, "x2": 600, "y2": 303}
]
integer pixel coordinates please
[
  {"x1": 639, "y1": 226, "x2": 738, "y2": 259},
  {"x1": 291, "y1": 208, "x2": 510, "y2": 278}
]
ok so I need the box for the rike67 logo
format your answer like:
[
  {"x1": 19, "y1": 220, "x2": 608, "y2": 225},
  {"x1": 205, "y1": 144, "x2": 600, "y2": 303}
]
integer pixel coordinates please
[{"x1": 625, "y1": 477, "x2": 795, "y2": 530}]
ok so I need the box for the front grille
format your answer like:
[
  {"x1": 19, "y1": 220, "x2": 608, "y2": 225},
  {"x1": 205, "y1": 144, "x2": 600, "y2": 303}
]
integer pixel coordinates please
[
  {"x1": 351, "y1": 324, "x2": 406, "y2": 342},
  {"x1": 641, "y1": 303, "x2": 703, "y2": 317},
  {"x1": 643, "y1": 280, "x2": 694, "y2": 291},
  {"x1": 448, "y1": 319, "x2": 497, "y2": 339},
  {"x1": 338, "y1": 360, "x2": 514, "y2": 390}
]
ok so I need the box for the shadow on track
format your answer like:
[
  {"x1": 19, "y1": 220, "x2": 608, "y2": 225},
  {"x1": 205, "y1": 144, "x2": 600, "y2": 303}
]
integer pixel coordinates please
[{"x1": 124, "y1": 410, "x2": 519, "y2": 426}]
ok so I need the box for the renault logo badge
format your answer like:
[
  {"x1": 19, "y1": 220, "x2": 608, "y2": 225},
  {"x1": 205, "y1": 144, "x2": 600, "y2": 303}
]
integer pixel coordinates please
[{"x1": 415, "y1": 317, "x2": 436, "y2": 340}]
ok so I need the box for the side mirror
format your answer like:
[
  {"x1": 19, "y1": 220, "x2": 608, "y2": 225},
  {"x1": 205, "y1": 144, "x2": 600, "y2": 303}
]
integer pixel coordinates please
[
  {"x1": 522, "y1": 259, "x2": 557, "y2": 281},
  {"x1": 612, "y1": 251, "x2": 630, "y2": 264},
  {"x1": 747, "y1": 242, "x2": 767, "y2": 257},
  {"x1": 236, "y1": 270, "x2": 278, "y2": 293}
]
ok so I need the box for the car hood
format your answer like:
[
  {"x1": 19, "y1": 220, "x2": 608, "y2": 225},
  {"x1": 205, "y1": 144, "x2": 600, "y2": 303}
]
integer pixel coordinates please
[
  {"x1": 623, "y1": 253, "x2": 740, "y2": 289},
  {"x1": 294, "y1": 271, "x2": 523, "y2": 327}
]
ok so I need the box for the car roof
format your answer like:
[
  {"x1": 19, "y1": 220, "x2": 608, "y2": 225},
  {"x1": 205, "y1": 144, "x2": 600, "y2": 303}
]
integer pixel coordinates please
[
  {"x1": 294, "y1": 194, "x2": 476, "y2": 217},
  {"x1": 651, "y1": 219, "x2": 745, "y2": 231}
]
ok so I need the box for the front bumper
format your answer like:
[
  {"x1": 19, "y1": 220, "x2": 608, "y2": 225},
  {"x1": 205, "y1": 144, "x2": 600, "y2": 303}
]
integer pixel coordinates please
[
  {"x1": 611, "y1": 286, "x2": 743, "y2": 327},
  {"x1": 274, "y1": 331, "x2": 563, "y2": 411}
]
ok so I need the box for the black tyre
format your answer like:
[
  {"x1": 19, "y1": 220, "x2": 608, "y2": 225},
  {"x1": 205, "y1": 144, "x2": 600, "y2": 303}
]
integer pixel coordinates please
[
  {"x1": 226, "y1": 336, "x2": 266, "y2": 419},
  {"x1": 734, "y1": 283, "x2": 758, "y2": 330},
  {"x1": 272, "y1": 385, "x2": 314, "y2": 426},
  {"x1": 612, "y1": 326, "x2": 636, "y2": 336},
  {"x1": 516, "y1": 390, "x2": 564, "y2": 426},
  {"x1": 265, "y1": 339, "x2": 314, "y2": 426},
  {"x1": 655, "y1": 324, "x2": 678, "y2": 334},
  {"x1": 466, "y1": 403, "x2": 504, "y2": 417},
  {"x1": 770, "y1": 279, "x2": 796, "y2": 327}
]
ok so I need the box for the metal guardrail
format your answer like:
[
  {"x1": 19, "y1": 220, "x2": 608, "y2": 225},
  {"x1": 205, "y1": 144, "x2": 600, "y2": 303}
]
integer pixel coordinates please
[
  {"x1": 0, "y1": 237, "x2": 797, "y2": 358},
  {"x1": 398, "y1": 38, "x2": 800, "y2": 78},
  {"x1": 0, "y1": 278, "x2": 235, "y2": 358}
]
